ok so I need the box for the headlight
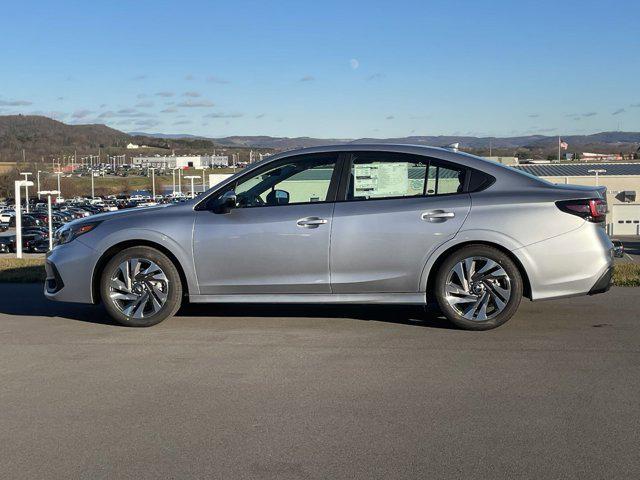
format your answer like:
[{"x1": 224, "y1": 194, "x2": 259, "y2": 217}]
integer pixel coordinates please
[{"x1": 53, "y1": 221, "x2": 101, "y2": 247}]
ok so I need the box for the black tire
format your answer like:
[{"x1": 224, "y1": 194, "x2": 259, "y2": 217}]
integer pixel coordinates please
[
  {"x1": 434, "y1": 245, "x2": 523, "y2": 331},
  {"x1": 100, "y1": 246, "x2": 182, "y2": 327}
]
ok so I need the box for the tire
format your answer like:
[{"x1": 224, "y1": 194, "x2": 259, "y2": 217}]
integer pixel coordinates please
[
  {"x1": 434, "y1": 245, "x2": 523, "y2": 331},
  {"x1": 100, "y1": 246, "x2": 183, "y2": 327}
]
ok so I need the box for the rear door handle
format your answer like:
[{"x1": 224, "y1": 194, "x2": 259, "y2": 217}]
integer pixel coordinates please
[
  {"x1": 297, "y1": 217, "x2": 328, "y2": 228},
  {"x1": 421, "y1": 210, "x2": 455, "y2": 222}
]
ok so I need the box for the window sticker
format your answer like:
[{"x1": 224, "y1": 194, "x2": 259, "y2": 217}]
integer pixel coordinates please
[{"x1": 353, "y1": 162, "x2": 409, "y2": 198}]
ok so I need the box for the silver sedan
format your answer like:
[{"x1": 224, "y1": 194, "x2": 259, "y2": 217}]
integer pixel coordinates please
[{"x1": 45, "y1": 145, "x2": 614, "y2": 330}]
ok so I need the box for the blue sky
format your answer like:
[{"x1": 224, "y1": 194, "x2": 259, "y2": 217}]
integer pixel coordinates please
[{"x1": 1, "y1": 0, "x2": 639, "y2": 138}]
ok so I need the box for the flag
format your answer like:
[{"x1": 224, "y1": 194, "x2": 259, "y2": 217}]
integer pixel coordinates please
[{"x1": 560, "y1": 139, "x2": 568, "y2": 150}]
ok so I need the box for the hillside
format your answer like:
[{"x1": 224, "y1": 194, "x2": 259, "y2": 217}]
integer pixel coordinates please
[
  {"x1": 0, "y1": 115, "x2": 227, "y2": 161},
  {"x1": 214, "y1": 132, "x2": 640, "y2": 154},
  {"x1": 2, "y1": 115, "x2": 640, "y2": 162},
  {"x1": 0, "y1": 115, "x2": 129, "y2": 152}
]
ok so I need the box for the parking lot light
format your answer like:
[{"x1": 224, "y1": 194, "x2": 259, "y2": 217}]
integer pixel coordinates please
[
  {"x1": 14, "y1": 179, "x2": 34, "y2": 259},
  {"x1": 21, "y1": 172, "x2": 33, "y2": 213},
  {"x1": 185, "y1": 176, "x2": 199, "y2": 199},
  {"x1": 38, "y1": 190, "x2": 60, "y2": 251}
]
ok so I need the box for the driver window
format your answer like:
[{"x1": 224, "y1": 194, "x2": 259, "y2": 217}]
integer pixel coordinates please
[{"x1": 233, "y1": 154, "x2": 338, "y2": 208}]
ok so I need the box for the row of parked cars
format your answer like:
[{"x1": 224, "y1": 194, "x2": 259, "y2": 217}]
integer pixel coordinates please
[{"x1": 0, "y1": 194, "x2": 188, "y2": 254}]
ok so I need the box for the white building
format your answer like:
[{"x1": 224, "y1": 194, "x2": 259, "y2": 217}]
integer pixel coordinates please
[{"x1": 132, "y1": 155, "x2": 229, "y2": 169}]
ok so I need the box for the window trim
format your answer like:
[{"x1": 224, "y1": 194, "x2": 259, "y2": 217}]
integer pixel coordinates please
[
  {"x1": 196, "y1": 152, "x2": 345, "y2": 211},
  {"x1": 335, "y1": 152, "x2": 471, "y2": 203}
]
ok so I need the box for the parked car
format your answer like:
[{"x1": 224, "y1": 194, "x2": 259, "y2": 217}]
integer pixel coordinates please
[
  {"x1": 0, "y1": 210, "x2": 15, "y2": 223},
  {"x1": 29, "y1": 238, "x2": 51, "y2": 253},
  {"x1": 44, "y1": 145, "x2": 614, "y2": 329},
  {"x1": 0, "y1": 236, "x2": 14, "y2": 253},
  {"x1": 612, "y1": 239, "x2": 624, "y2": 258}
]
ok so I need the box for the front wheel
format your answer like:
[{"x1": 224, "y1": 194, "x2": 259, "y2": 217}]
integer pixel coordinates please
[
  {"x1": 100, "y1": 246, "x2": 182, "y2": 327},
  {"x1": 434, "y1": 245, "x2": 523, "y2": 330}
]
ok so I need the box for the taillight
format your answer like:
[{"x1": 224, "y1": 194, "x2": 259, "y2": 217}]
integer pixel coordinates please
[{"x1": 556, "y1": 198, "x2": 607, "y2": 223}]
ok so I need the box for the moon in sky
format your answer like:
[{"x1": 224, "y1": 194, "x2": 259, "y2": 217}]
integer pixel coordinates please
[{"x1": 350, "y1": 58, "x2": 359, "y2": 70}]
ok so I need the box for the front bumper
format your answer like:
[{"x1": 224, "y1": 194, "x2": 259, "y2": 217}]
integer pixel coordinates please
[{"x1": 44, "y1": 240, "x2": 97, "y2": 304}]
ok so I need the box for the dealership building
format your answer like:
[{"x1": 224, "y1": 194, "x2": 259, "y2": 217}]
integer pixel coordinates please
[
  {"x1": 132, "y1": 155, "x2": 229, "y2": 169},
  {"x1": 514, "y1": 163, "x2": 640, "y2": 235}
]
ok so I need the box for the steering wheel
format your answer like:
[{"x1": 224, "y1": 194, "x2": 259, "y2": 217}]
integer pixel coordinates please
[{"x1": 237, "y1": 192, "x2": 265, "y2": 207}]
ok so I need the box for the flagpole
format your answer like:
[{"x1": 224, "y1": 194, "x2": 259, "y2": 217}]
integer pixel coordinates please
[{"x1": 558, "y1": 136, "x2": 561, "y2": 162}]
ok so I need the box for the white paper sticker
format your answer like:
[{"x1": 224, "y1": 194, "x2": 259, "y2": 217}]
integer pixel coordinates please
[{"x1": 353, "y1": 162, "x2": 409, "y2": 198}]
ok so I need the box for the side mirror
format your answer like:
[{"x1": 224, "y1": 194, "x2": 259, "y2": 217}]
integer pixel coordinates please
[{"x1": 212, "y1": 190, "x2": 237, "y2": 214}]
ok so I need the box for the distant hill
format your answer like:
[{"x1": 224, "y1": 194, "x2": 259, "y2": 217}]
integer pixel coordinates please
[
  {"x1": 0, "y1": 115, "x2": 221, "y2": 161},
  {"x1": 134, "y1": 131, "x2": 640, "y2": 154},
  {"x1": 211, "y1": 132, "x2": 640, "y2": 153},
  {"x1": 2, "y1": 115, "x2": 640, "y2": 162},
  {"x1": 0, "y1": 115, "x2": 130, "y2": 151}
]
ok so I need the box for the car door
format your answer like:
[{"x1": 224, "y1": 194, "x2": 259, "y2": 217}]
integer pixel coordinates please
[
  {"x1": 193, "y1": 152, "x2": 341, "y2": 295},
  {"x1": 330, "y1": 151, "x2": 471, "y2": 293}
]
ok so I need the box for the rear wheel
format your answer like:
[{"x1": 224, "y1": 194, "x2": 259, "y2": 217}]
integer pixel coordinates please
[
  {"x1": 434, "y1": 245, "x2": 523, "y2": 330},
  {"x1": 100, "y1": 246, "x2": 182, "y2": 327}
]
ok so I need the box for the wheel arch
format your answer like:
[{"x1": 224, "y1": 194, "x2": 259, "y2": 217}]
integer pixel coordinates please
[
  {"x1": 424, "y1": 240, "x2": 532, "y2": 302},
  {"x1": 91, "y1": 239, "x2": 190, "y2": 304}
]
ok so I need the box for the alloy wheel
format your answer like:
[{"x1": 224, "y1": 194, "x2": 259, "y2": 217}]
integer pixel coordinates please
[
  {"x1": 444, "y1": 256, "x2": 511, "y2": 321},
  {"x1": 109, "y1": 258, "x2": 169, "y2": 318}
]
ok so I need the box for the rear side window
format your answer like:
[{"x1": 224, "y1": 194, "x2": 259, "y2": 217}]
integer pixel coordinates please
[
  {"x1": 346, "y1": 152, "x2": 466, "y2": 200},
  {"x1": 466, "y1": 169, "x2": 496, "y2": 192},
  {"x1": 426, "y1": 163, "x2": 465, "y2": 195}
]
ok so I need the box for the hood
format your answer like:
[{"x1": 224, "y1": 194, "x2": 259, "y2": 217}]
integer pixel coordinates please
[{"x1": 66, "y1": 202, "x2": 184, "y2": 228}]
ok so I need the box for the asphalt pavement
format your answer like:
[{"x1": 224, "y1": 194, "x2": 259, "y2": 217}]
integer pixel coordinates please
[{"x1": 0, "y1": 284, "x2": 638, "y2": 479}]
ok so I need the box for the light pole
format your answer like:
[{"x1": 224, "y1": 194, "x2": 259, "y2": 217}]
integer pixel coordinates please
[
  {"x1": 149, "y1": 167, "x2": 156, "y2": 200},
  {"x1": 185, "y1": 176, "x2": 199, "y2": 199},
  {"x1": 37, "y1": 190, "x2": 60, "y2": 251},
  {"x1": 91, "y1": 168, "x2": 95, "y2": 198},
  {"x1": 588, "y1": 169, "x2": 606, "y2": 186},
  {"x1": 55, "y1": 171, "x2": 62, "y2": 200},
  {"x1": 178, "y1": 168, "x2": 183, "y2": 194},
  {"x1": 14, "y1": 179, "x2": 34, "y2": 259},
  {"x1": 172, "y1": 168, "x2": 177, "y2": 195},
  {"x1": 21, "y1": 172, "x2": 32, "y2": 212},
  {"x1": 37, "y1": 170, "x2": 42, "y2": 200}
]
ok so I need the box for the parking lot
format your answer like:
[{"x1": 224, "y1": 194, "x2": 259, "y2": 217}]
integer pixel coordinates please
[{"x1": 0, "y1": 283, "x2": 638, "y2": 479}]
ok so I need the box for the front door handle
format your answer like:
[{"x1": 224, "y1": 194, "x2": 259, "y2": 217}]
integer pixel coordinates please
[
  {"x1": 421, "y1": 210, "x2": 455, "y2": 222},
  {"x1": 297, "y1": 217, "x2": 328, "y2": 228}
]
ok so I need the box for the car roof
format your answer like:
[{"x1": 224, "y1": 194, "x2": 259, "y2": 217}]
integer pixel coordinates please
[{"x1": 256, "y1": 143, "x2": 544, "y2": 188}]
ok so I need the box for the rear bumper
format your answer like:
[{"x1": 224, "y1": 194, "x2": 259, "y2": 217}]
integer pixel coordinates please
[
  {"x1": 589, "y1": 265, "x2": 613, "y2": 295},
  {"x1": 513, "y1": 223, "x2": 614, "y2": 300}
]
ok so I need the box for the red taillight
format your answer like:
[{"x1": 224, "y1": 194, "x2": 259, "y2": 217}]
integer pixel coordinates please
[{"x1": 556, "y1": 198, "x2": 607, "y2": 223}]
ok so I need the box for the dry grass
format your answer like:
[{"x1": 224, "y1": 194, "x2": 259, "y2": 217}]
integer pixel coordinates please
[
  {"x1": 0, "y1": 258, "x2": 46, "y2": 283},
  {"x1": 612, "y1": 263, "x2": 640, "y2": 287},
  {"x1": 1, "y1": 256, "x2": 639, "y2": 287}
]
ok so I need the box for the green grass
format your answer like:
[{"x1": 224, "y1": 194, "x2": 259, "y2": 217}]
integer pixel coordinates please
[{"x1": 1, "y1": 257, "x2": 640, "y2": 287}]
